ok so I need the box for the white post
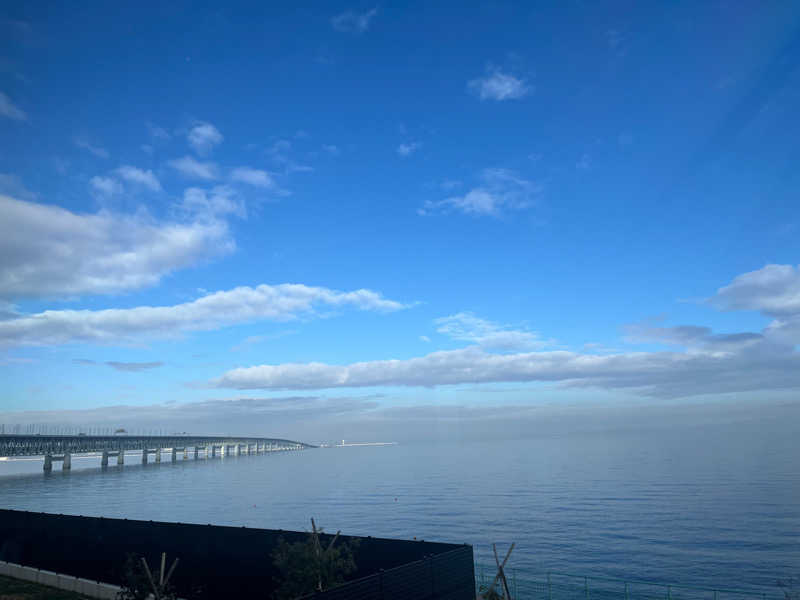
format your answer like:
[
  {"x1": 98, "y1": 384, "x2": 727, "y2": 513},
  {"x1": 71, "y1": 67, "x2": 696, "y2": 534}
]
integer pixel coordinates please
[{"x1": 62, "y1": 453, "x2": 71, "y2": 470}]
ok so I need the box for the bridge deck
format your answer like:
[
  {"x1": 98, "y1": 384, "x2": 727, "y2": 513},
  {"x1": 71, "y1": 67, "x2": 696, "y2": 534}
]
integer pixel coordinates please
[{"x1": 0, "y1": 434, "x2": 314, "y2": 457}]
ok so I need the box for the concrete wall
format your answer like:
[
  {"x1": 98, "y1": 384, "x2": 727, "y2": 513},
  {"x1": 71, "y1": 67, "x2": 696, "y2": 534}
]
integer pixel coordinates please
[{"x1": 0, "y1": 559, "x2": 121, "y2": 599}]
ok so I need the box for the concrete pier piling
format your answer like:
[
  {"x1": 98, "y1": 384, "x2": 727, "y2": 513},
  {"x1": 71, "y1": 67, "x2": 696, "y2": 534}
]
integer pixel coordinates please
[{"x1": 13, "y1": 434, "x2": 312, "y2": 473}]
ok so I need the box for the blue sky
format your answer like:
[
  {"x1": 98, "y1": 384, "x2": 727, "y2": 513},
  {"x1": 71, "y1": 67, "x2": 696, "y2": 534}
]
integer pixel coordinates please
[{"x1": 2, "y1": 2, "x2": 800, "y2": 439}]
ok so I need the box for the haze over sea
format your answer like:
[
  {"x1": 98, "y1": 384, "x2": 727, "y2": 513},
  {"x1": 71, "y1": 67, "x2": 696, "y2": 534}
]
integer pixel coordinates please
[{"x1": 1, "y1": 403, "x2": 798, "y2": 597}]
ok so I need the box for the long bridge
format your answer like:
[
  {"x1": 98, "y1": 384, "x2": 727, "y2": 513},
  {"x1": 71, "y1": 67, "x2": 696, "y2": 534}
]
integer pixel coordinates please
[{"x1": 0, "y1": 434, "x2": 314, "y2": 472}]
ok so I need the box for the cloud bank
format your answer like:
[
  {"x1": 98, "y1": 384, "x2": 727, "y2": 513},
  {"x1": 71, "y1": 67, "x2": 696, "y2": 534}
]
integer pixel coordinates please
[
  {"x1": 0, "y1": 194, "x2": 233, "y2": 300},
  {"x1": 0, "y1": 283, "x2": 409, "y2": 346}
]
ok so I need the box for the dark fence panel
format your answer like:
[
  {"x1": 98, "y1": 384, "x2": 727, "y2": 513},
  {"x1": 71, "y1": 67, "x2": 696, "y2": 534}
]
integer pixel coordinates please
[
  {"x1": 0, "y1": 509, "x2": 473, "y2": 600},
  {"x1": 304, "y1": 546, "x2": 475, "y2": 600}
]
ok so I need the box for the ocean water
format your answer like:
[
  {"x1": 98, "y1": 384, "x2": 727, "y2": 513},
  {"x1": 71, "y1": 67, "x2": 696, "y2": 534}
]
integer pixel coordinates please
[{"x1": 0, "y1": 421, "x2": 798, "y2": 597}]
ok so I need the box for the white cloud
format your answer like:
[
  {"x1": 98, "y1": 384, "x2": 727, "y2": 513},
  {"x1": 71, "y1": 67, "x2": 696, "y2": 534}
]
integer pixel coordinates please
[
  {"x1": 435, "y1": 312, "x2": 547, "y2": 350},
  {"x1": 89, "y1": 176, "x2": 122, "y2": 197},
  {"x1": 0, "y1": 194, "x2": 234, "y2": 299},
  {"x1": 468, "y1": 70, "x2": 529, "y2": 101},
  {"x1": 115, "y1": 166, "x2": 162, "y2": 191},
  {"x1": 212, "y1": 343, "x2": 800, "y2": 399},
  {"x1": 419, "y1": 335, "x2": 431, "y2": 343},
  {"x1": 711, "y1": 264, "x2": 800, "y2": 316},
  {"x1": 421, "y1": 168, "x2": 538, "y2": 216},
  {"x1": 168, "y1": 156, "x2": 218, "y2": 180},
  {"x1": 187, "y1": 121, "x2": 223, "y2": 154},
  {"x1": 397, "y1": 142, "x2": 421, "y2": 157},
  {"x1": 74, "y1": 137, "x2": 109, "y2": 158},
  {"x1": 212, "y1": 263, "x2": 800, "y2": 398},
  {"x1": 709, "y1": 264, "x2": 800, "y2": 346},
  {"x1": 576, "y1": 153, "x2": 591, "y2": 170},
  {"x1": 181, "y1": 186, "x2": 245, "y2": 218},
  {"x1": 0, "y1": 91, "x2": 26, "y2": 120},
  {"x1": 322, "y1": 144, "x2": 340, "y2": 156},
  {"x1": 331, "y1": 7, "x2": 378, "y2": 33},
  {"x1": 0, "y1": 283, "x2": 409, "y2": 346},
  {"x1": 230, "y1": 167, "x2": 275, "y2": 188}
]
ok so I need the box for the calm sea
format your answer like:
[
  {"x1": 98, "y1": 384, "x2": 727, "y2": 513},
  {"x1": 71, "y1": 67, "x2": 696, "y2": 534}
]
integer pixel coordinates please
[{"x1": 0, "y1": 420, "x2": 798, "y2": 596}]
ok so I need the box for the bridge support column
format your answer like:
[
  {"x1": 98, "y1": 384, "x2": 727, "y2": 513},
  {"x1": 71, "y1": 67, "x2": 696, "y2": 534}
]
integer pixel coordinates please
[
  {"x1": 118, "y1": 451, "x2": 124, "y2": 465},
  {"x1": 194, "y1": 447, "x2": 199, "y2": 459},
  {"x1": 101, "y1": 451, "x2": 109, "y2": 467},
  {"x1": 142, "y1": 449, "x2": 148, "y2": 464},
  {"x1": 44, "y1": 454, "x2": 53, "y2": 472},
  {"x1": 171, "y1": 448, "x2": 177, "y2": 462},
  {"x1": 155, "y1": 448, "x2": 161, "y2": 463},
  {"x1": 183, "y1": 448, "x2": 188, "y2": 460},
  {"x1": 211, "y1": 446, "x2": 216, "y2": 458},
  {"x1": 235, "y1": 444, "x2": 241, "y2": 457},
  {"x1": 62, "y1": 453, "x2": 71, "y2": 470}
]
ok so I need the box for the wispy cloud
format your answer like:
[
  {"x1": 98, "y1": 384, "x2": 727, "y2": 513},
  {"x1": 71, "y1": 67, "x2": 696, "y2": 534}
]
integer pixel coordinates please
[
  {"x1": 0, "y1": 195, "x2": 234, "y2": 300},
  {"x1": 181, "y1": 186, "x2": 246, "y2": 219},
  {"x1": 168, "y1": 156, "x2": 218, "y2": 180},
  {"x1": 420, "y1": 168, "x2": 539, "y2": 217},
  {"x1": 106, "y1": 361, "x2": 164, "y2": 372},
  {"x1": 147, "y1": 122, "x2": 171, "y2": 141},
  {"x1": 0, "y1": 174, "x2": 37, "y2": 200},
  {"x1": 435, "y1": 312, "x2": 548, "y2": 350},
  {"x1": 322, "y1": 144, "x2": 340, "y2": 156},
  {"x1": 187, "y1": 121, "x2": 223, "y2": 154},
  {"x1": 397, "y1": 142, "x2": 421, "y2": 157},
  {"x1": 73, "y1": 359, "x2": 164, "y2": 372},
  {"x1": 0, "y1": 91, "x2": 26, "y2": 120},
  {"x1": 115, "y1": 166, "x2": 162, "y2": 191},
  {"x1": 74, "y1": 136, "x2": 109, "y2": 158},
  {"x1": 89, "y1": 176, "x2": 122, "y2": 197},
  {"x1": 468, "y1": 69, "x2": 530, "y2": 101},
  {"x1": 0, "y1": 284, "x2": 409, "y2": 347},
  {"x1": 331, "y1": 7, "x2": 378, "y2": 33},
  {"x1": 230, "y1": 167, "x2": 275, "y2": 188}
]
